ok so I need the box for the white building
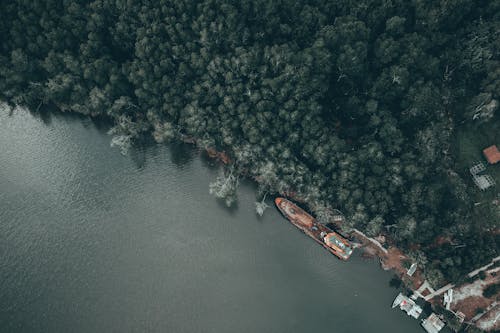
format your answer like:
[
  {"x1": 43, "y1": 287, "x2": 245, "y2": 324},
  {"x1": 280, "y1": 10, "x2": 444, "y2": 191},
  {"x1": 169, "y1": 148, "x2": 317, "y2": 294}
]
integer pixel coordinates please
[
  {"x1": 443, "y1": 289, "x2": 453, "y2": 310},
  {"x1": 392, "y1": 293, "x2": 422, "y2": 319},
  {"x1": 473, "y1": 174, "x2": 495, "y2": 191},
  {"x1": 407, "y1": 263, "x2": 417, "y2": 277},
  {"x1": 421, "y1": 313, "x2": 445, "y2": 333}
]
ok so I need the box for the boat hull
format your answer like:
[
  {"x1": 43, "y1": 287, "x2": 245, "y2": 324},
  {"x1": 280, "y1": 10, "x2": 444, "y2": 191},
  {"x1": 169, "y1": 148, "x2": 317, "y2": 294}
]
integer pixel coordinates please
[{"x1": 275, "y1": 197, "x2": 353, "y2": 260}]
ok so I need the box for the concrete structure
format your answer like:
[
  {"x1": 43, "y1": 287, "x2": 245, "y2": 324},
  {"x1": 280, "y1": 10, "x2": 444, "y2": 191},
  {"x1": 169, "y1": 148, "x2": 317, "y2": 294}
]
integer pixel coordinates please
[
  {"x1": 470, "y1": 162, "x2": 486, "y2": 175},
  {"x1": 421, "y1": 313, "x2": 445, "y2": 333},
  {"x1": 469, "y1": 160, "x2": 496, "y2": 190},
  {"x1": 455, "y1": 311, "x2": 466, "y2": 323},
  {"x1": 443, "y1": 289, "x2": 453, "y2": 310},
  {"x1": 468, "y1": 256, "x2": 500, "y2": 278},
  {"x1": 332, "y1": 215, "x2": 344, "y2": 223},
  {"x1": 473, "y1": 174, "x2": 495, "y2": 191},
  {"x1": 422, "y1": 282, "x2": 454, "y2": 302}
]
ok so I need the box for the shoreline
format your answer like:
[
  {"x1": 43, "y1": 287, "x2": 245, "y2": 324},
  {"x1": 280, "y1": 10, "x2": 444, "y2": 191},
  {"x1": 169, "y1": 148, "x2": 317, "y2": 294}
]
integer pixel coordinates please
[
  {"x1": 5, "y1": 103, "x2": 497, "y2": 331},
  {"x1": 193, "y1": 137, "x2": 499, "y2": 332}
]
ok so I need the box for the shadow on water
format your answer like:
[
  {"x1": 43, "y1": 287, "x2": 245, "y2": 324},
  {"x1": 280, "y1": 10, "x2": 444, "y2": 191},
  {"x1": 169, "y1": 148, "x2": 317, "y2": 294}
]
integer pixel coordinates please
[
  {"x1": 241, "y1": 178, "x2": 259, "y2": 194},
  {"x1": 238, "y1": 178, "x2": 267, "y2": 221},
  {"x1": 132, "y1": 136, "x2": 203, "y2": 171},
  {"x1": 88, "y1": 115, "x2": 114, "y2": 133},
  {"x1": 215, "y1": 198, "x2": 239, "y2": 216},
  {"x1": 167, "y1": 141, "x2": 195, "y2": 168},
  {"x1": 130, "y1": 143, "x2": 148, "y2": 170},
  {"x1": 28, "y1": 103, "x2": 115, "y2": 134},
  {"x1": 12, "y1": 103, "x2": 262, "y2": 219},
  {"x1": 27, "y1": 104, "x2": 54, "y2": 125},
  {"x1": 130, "y1": 136, "x2": 160, "y2": 170},
  {"x1": 199, "y1": 150, "x2": 219, "y2": 171},
  {"x1": 389, "y1": 275, "x2": 402, "y2": 289}
]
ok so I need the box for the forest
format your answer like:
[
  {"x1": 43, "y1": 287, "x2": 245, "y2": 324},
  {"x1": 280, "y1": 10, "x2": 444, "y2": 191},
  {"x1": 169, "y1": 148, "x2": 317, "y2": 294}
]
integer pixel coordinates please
[{"x1": 0, "y1": 0, "x2": 499, "y2": 286}]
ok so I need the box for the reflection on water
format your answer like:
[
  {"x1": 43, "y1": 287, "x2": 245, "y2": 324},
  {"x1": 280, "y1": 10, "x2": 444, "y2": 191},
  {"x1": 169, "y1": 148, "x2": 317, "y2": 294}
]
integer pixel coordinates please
[{"x1": 0, "y1": 106, "x2": 427, "y2": 333}]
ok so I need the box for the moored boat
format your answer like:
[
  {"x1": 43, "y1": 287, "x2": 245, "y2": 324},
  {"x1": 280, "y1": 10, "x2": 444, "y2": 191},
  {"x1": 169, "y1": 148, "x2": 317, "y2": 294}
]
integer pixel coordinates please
[{"x1": 275, "y1": 197, "x2": 353, "y2": 260}]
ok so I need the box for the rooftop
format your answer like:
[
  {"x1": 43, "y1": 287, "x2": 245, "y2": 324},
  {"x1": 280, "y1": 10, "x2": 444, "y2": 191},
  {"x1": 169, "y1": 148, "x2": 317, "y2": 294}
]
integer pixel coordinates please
[
  {"x1": 421, "y1": 313, "x2": 445, "y2": 333},
  {"x1": 483, "y1": 145, "x2": 500, "y2": 164},
  {"x1": 472, "y1": 174, "x2": 496, "y2": 191},
  {"x1": 443, "y1": 289, "x2": 453, "y2": 310},
  {"x1": 407, "y1": 263, "x2": 417, "y2": 277},
  {"x1": 392, "y1": 293, "x2": 422, "y2": 319}
]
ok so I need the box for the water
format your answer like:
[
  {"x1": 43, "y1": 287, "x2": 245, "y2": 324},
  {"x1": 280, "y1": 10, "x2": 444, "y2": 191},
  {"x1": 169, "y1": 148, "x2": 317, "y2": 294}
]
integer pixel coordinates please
[{"x1": 0, "y1": 106, "x2": 428, "y2": 332}]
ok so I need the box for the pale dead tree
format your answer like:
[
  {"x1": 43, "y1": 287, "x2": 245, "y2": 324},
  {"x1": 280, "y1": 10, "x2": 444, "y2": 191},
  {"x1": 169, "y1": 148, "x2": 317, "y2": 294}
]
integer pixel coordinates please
[
  {"x1": 392, "y1": 72, "x2": 401, "y2": 84},
  {"x1": 470, "y1": 93, "x2": 497, "y2": 121},
  {"x1": 443, "y1": 64, "x2": 455, "y2": 82},
  {"x1": 337, "y1": 66, "x2": 347, "y2": 82},
  {"x1": 108, "y1": 114, "x2": 144, "y2": 155},
  {"x1": 209, "y1": 167, "x2": 239, "y2": 207},
  {"x1": 473, "y1": 99, "x2": 497, "y2": 120},
  {"x1": 110, "y1": 134, "x2": 132, "y2": 155},
  {"x1": 255, "y1": 192, "x2": 269, "y2": 216}
]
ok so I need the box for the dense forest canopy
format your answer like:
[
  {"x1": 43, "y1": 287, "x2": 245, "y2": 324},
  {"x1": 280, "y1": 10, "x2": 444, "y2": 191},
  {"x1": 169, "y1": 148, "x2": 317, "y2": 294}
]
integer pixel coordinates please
[{"x1": 1, "y1": 0, "x2": 499, "y2": 285}]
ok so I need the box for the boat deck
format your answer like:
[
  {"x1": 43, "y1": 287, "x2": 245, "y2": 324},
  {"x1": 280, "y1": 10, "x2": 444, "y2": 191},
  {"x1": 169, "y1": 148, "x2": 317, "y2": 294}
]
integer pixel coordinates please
[{"x1": 275, "y1": 198, "x2": 352, "y2": 260}]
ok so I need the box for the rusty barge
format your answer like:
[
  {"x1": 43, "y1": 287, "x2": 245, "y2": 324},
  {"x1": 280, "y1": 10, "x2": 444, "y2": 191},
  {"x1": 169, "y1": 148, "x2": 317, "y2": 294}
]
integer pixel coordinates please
[{"x1": 275, "y1": 197, "x2": 353, "y2": 260}]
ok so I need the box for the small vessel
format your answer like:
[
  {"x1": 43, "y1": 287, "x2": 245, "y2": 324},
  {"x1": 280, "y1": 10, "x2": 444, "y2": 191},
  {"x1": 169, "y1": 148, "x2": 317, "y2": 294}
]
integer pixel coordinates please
[
  {"x1": 392, "y1": 293, "x2": 422, "y2": 319},
  {"x1": 275, "y1": 197, "x2": 353, "y2": 260}
]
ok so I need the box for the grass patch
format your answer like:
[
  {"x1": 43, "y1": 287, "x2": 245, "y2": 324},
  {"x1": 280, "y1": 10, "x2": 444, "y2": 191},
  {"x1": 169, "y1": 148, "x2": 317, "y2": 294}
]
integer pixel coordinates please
[{"x1": 452, "y1": 117, "x2": 500, "y2": 226}]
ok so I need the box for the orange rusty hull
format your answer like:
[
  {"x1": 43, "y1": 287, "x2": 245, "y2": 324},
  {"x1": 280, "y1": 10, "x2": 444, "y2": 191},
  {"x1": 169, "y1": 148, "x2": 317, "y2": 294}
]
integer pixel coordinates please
[{"x1": 275, "y1": 197, "x2": 353, "y2": 260}]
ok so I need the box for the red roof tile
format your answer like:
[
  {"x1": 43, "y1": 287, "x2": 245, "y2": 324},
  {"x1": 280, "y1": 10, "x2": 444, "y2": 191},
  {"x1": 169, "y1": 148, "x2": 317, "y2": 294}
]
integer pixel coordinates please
[{"x1": 483, "y1": 145, "x2": 500, "y2": 164}]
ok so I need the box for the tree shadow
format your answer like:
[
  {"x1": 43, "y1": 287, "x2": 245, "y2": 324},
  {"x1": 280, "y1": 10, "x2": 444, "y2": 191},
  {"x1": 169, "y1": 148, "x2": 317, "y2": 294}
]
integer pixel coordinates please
[
  {"x1": 388, "y1": 275, "x2": 402, "y2": 289},
  {"x1": 88, "y1": 115, "x2": 114, "y2": 133},
  {"x1": 26, "y1": 104, "x2": 54, "y2": 125},
  {"x1": 215, "y1": 198, "x2": 239, "y2": 216},
  {"x1": 199, "y1": 150, "x2": 219, "y2": 171},
  {"x1": 130, "y1": 142, "x2": 149, "y2": 170},
  {"x1": 167, "y1": 141, "x2": 195, "y2": 168},
  {"x1": 129, "y1": 135, "x2": 165, "y2": 170},
  {"x1": 35, "y1": 103, "x2": 115, "y2": 133},
  {"x1": 238, "y1": 178, "x2": 268, "y2": 221}
]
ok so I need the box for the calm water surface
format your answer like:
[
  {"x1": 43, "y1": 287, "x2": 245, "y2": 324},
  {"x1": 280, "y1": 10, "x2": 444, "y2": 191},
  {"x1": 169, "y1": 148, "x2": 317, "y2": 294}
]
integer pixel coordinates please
[{"x1": 0, "y1": 107, "x2": 428, "y2": 332}]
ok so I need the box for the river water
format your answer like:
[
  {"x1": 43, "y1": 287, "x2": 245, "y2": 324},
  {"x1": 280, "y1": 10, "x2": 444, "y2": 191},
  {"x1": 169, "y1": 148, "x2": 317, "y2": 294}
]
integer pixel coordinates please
[{"x1": 0, "y1": 106, "x2": 428, "y2": 332}]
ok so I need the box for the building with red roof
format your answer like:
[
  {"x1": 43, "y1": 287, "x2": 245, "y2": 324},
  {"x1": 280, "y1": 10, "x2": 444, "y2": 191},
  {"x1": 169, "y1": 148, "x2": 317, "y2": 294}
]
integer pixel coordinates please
[{"x1": 483, "y1": 145, "x2": 500, "y2": 164}]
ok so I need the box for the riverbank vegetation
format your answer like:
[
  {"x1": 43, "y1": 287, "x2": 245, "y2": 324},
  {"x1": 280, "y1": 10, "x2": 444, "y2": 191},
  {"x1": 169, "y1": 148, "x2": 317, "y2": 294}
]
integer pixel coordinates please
[{"x1": 1, "y1": 0, "x2": 498, "y2": 285}]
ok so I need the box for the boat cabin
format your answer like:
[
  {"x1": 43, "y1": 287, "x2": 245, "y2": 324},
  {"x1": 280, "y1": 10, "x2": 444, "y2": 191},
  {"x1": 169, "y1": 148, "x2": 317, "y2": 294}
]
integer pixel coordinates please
[{"x1": 321, "y1": 232, "x2": 353, "y2": 258}]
